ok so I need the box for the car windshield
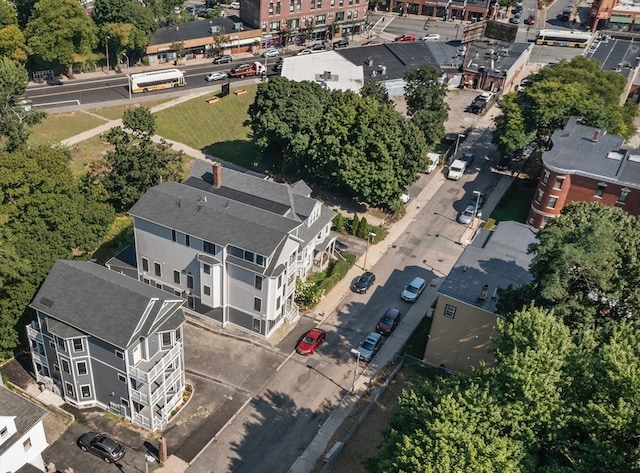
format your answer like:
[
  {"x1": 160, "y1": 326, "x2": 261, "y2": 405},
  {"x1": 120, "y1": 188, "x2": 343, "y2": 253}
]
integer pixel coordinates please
[
  {"x1": 302, "y1": 335, "x2": 315, "y2": 344},
  {"x1": 381, "y1": 316, "x2": 393, "y2": 325},
  {"x1": 361, "y1": 340, "x2": 376, "y2": 351},
  {"x1": 406, "y1": 284, "x2": 419, "y2": 294}
]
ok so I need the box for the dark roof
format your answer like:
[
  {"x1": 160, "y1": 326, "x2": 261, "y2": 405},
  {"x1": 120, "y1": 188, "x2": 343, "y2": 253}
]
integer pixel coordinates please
[
  {"x1": 149, "y1": 18, "x2": 257, "y2": 46},
  {"x1": 30, "y1": 261, "x2": 185, "y2": 349},
  {"x1": 336, "y1": 42, "x2": 460, "y2": 81},
  {"x1": 438, "y1": 221, "x2": 537, "y2": 313},
  {"x1": 0, "y1": 385, "x2": 47, "y2": 459},
  {"x1": 462, "y1": 40, "x2": 530, "y2": 77},
  {"x1": 105, "y1": 244, "x2": 138, "y2": 279},
  {"x1": 544, "y1": 116, "x2": 640, "y2": 187}
]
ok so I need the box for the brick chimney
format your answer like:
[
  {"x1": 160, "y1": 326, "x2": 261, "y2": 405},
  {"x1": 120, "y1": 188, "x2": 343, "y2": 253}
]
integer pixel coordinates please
[
  {"x1": 592, "y1": 129, "x2": 601, "y2": 142},
  {"x1": 212, "y1": 161, "x2": 222, "y2": 188}
]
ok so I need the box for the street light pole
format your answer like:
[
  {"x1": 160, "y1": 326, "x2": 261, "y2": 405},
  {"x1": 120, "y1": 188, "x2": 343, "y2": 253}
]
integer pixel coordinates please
[
  {"x1": 470, "y1": 190, "x2": 481, "y2": 230},
  {"x1": 362, "y1": 231, "x2": 376, "y2": 271},
  {"x1": 122, "y1": 53, "x2": 131, "y2": 100},
  {"x1": 105, "y1": 35, "x2": 110, "y2": 72},
  {"x1": 350, "y1": 348, "x2": 360, "y2": 393}
]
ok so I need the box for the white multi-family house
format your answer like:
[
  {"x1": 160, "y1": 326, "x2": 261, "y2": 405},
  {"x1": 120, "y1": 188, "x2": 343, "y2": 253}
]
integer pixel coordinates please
[{"x1": 120, "y1": 161, "x2": 336, "y2": 338}]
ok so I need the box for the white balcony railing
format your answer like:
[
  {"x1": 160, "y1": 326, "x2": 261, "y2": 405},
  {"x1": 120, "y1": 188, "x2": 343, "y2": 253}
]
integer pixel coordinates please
[{"x1": 129, "y1": 343, "x2": 182, "y2": 383}]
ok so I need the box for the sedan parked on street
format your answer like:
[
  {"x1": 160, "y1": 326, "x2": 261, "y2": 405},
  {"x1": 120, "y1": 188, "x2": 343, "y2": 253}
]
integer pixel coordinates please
[
  {"x1": 297, "y1": 48, "x2": 313, "y2": 55},
  {"x1": 77, "y1": 432, "x2": 125, "y2": 463},
  {"x1": 262, "y1": 49, "x2": 279, "y2": 58},
  {"x1": 457, "y1": 205, "x2": 483, "y2": 225},
  {"x1": 401, "y1": 277, "x2": 426, "y2": 302},
  {"x1": 351, "y1": 272, "x2": 375, "y2": 294},
  {"x1": 296, "y1": 328, "x2": 326, "y2": 355},
  {"x1": 394, "y1": 34, "x2": 416, "y2": 42},
  {"x1": 212, "y1": 54, "x2": 232, "y2": 64},
  {"x1": 376, "y1": 308, "x2": 402, "y2": 335},
  {"x1": 420, "y1": 33, "x2": 440, "y2": 41},
  {"x1": 310, "y1": 43, "x2": 326, "y2": 51},
  {"x1": 356, "y1": 332, "x2": 382, "y2": 362}
]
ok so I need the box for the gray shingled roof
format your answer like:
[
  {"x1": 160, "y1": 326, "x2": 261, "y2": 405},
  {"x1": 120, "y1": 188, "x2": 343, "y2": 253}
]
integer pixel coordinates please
[
  {"x1": 438, "y1": 221, "x2": 537, "y2": 313},
  {"x1": 544, "y1": 116, "x2": 640, "y2": 187},
  {"x1": 30, "y1": 261, "x2": 185, "y2": 349},
  {"x1": 0, "y1": 386, "x2": 47, "y2": 459},
  {"x1": 149, "y1": 18, "x2": 257, "y2": 46},
  {"x1": 129, "y1": 181, "x2": 299, "y2": 257}
]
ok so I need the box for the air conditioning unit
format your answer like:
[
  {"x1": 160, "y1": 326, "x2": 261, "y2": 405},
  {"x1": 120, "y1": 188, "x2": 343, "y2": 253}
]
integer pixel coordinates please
[
  {"x1": 233, "y1": 22, "x2": 243, "y2": 30},
  {"x1": 209, "y1": 25, "x2": 219, "y2": 33}
]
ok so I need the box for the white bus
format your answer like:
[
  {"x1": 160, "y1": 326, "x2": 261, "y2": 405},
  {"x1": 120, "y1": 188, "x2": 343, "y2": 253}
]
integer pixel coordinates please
[
  {"x1": 535, "y1": 29, "x2": 593, "y2": 48},
  {"x1": 129, "y1": 69, "x2": 186, "y2": 93}
]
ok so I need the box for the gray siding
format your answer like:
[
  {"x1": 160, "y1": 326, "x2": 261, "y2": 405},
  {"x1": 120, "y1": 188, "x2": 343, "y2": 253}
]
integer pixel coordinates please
[{"x1": 227, "y1": 264, "x2": 266, "y2": 317}]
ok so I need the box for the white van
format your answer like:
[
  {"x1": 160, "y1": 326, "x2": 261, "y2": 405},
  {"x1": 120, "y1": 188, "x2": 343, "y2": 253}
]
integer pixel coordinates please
[
  {"x1": 426, "y1": 152, "x2": 440, "y2": 173},
  {"x1": 447, "y1": 159, "x2": 466, "y2": 180}
]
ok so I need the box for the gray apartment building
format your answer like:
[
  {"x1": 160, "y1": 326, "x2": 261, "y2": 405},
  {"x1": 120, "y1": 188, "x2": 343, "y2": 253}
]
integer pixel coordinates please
[
  {"x1": 121, "y1": 161, "x2": 336, "y2": 338},
  {"x1": 27, "y1": 260, "x2": 186, "y2": 431}
]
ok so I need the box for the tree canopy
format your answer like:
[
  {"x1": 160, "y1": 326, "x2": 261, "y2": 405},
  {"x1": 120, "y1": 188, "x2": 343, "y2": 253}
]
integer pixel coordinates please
[
  {"x1": 25, "y1": 0, "x2": 97, "y2": 69},
  {"x1": 248, "y1": 77, "x2": 428, "y2": 211},
  {"x1": 0, "y1": 145, "x2": 114, "y2": 359},
  {"x1": 366, "y1": 305, "x2": 640, "y2": 472},
  {"x1": 494, "y1": 56, "x2": 637, "y2": 156},
  {"x1": 498, "y1": 202, "x2": 640, "y2": 330},
  {"x1": 404, "y1": 65, "x2": 449, "y2": 148},
  {"x1": 91, "y1": 107, "x2": 184, "y2": 211}
]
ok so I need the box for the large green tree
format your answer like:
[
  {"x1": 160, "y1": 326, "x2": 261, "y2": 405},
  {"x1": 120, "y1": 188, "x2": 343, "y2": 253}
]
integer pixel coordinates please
[
  {"x1": 404, "y1": 65, "x2": 449, "y2": 148},
  {"x1": 92, "y1": 0, "x2": 155, "y2": 56},
  {"x1": 98, "y1": 107, "x2": 184, "y2": 211},
  {"x1": 25, "y1": 0, "x2": 97, "y2": 71},
  {"x1": 0, "y1": 145, "x2": 114, "y2": 359},
  {"x1": 366, "y1": 305, "x2": 640, "y2": 472},
  {"x1": 0, "y1": 57, "x2": 45, "y2": 151},
  {"x1": 498, "y1": 202, "x2": 640, "y2": 330},
  {"x1": 248, "y1": 77, "x2": 428, "y2": 210},
  {"x1": 494, "y1": 56, "x2": 637, "y2": 156}
]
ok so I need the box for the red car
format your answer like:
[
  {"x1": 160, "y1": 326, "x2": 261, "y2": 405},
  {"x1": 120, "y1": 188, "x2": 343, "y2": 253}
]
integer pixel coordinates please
[
  {"x1": 376, "y1": 308, "x2": 402, "y2": 335},
  {"x1": 394, "y1": 34, "x2": 416, "y2": 42},
  {"x1": 296, "y1": 328, "x2": 326, "y2": 355},
  {"x1": 524, "y1": 15, "x2": 536, "y2": 24}
]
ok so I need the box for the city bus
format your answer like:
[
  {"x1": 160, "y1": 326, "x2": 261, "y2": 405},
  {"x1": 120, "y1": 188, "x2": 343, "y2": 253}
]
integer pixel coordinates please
[
  {"x1": 535, "y1": 29, "x2": 593, "y2": 48},
  {"x1": 129, "y1": 69, "x2": 186, "y2": 93}
]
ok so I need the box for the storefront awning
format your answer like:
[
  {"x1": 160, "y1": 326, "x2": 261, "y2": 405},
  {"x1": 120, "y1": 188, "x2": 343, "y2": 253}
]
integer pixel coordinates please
[{"x1": 610, "y1": 15, "x2": 634, "y2": 23}]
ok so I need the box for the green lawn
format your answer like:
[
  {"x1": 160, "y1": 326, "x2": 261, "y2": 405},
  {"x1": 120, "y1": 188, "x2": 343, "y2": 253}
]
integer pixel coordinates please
[
  {"x1": 490, "y1": 179, "x2": 536, "y2": 223},
  {"x1": 29, "y1": 111, "x2": 110, "y2": 145},
  {"x1": 153, "y1": 84, "x2": 259, "y2": 169}
]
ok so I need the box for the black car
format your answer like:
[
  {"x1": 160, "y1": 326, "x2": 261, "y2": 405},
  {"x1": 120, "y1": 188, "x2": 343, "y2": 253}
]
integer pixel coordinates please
[
  {"x1": 77, "y1": 432, "x2": 125, "y2": 463},
  {"x1": 333, "y1": 38, "x2": 349, "y2": 49},
  {"x1": 212, "y1": 54, "x2": 232, "y2": 64},
  {"x1": 467, "y1": 192, "x2": 486, "y2": 209},
  {"x1": 461, "y1": 152, "x2": 475, "y2": 166},
  {"x1": 311, "y1": 43, "x2": 326, "y2": 51},
  {"x1": 351, "y1": 271, "x2": 375, "y2": 294},
  {"x1": 334, "y1": 239, "x2": 349, "y2": 253},
  {"x1": 273, "y1": 63, "x2": 282, "y2": 73}
]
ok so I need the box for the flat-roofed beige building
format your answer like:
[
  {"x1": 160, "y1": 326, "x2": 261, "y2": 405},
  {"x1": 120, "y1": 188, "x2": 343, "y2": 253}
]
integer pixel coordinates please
[{"x1": 424, "y1": 221, "x2": 537, "y2": 373}]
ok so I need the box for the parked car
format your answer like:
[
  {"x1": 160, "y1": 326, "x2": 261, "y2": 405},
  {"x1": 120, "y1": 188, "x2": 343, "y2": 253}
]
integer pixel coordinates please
[
  {"x1": 401, "y1": 276, "x2": 426, "y2": 302},
  {"x1": 262, "y1": 48, "x2": 279, "y2": 58},
  {"x1": 205, "y1": 72, "x2": 227, "y2": 81},
  {"x1": 212, "y1": 54, "x2": 232, "y2": 64},
  {"x1": 376, "y1": 308, "x2": 402, "y2": 335},
  {"x1": 361, "y1": 40, "x2": 382, "y2": 46},
  {"x1": 467, "y1": 192, "x2": 486, "y2": 209},
  {"x1": 524, "y1": 15, "x2": 536, "y2": 24},
  {"x1": 333, "y1": 38, "x2": 349, "y2": 48},
  {"x1": 229, "y1": 1, "x2": 240, "y2": 9},
  {"x1": 394, "y1": 34, "x2": 416, "y2": 42},
  {"x1": 351, "y1": 271, "x2": 375, "y2": 294},
  {"x1": 334, "y1": 240, "x2": 349, "y2": 253},
  {"x1": 420, "y1": 33, "x2": 440, "y2": 41},
  {"x1": 273, "y1": 63, "x2": 283, "y2": 72},
  {"x1": 461, "y1": 152, "x2": 475, "y2": 166},
  {"x1": 297, "y1": 48, "x2": 314, "y2": 55},
  {"x1": 310, "y1": 43, "x2": 326, "y2": 51},
  {"x1": 77, "y1": 432, "x2": 125, "y2": 463},
  {"x1": 495, "y1": 155, "x2": 512, "y2": 171},
  {"x1": 510, "y1": 13, "x2": 521, "y2": 23},
  {"x1": 356, "y1": 332, "x2": 382, "y2": 362},
  {"x1": 457, "y1": 205, "x2": 483, "y2": 225},
  {"x1": 296, "y1": 328, "x2": 326, "y2": 355}
]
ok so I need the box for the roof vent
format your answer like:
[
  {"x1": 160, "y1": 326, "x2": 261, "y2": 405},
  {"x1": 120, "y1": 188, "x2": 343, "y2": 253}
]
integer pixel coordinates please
[
  {"x1": 592, "y1": 129, "x2": 601, "y2": 142},
  {"x1": 479, "y1": 284, "x2": 489, "y2": 302}
]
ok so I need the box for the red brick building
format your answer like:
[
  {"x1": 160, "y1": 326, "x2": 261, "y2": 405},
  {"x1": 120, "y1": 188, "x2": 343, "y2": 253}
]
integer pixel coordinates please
[
  {"x1": 239, "y1": 0, "x2": 368, "y2": 48},
  {"x1": 528, "y1": 116, "x2": 640, "y2": 229},
  {"x1": 589, "y1": 0, "x2": 640, "y2": 32}
]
